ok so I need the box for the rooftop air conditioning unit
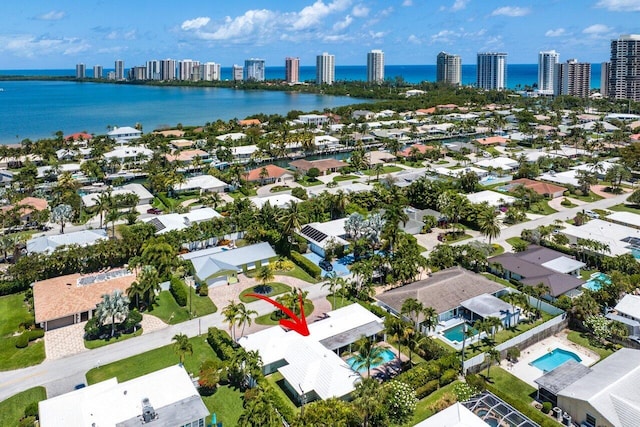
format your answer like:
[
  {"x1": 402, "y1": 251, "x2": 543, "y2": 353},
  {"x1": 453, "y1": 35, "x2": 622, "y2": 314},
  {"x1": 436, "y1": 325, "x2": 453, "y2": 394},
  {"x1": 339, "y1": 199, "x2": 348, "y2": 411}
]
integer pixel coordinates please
[{"x1": 141, "y1": 397, "x2": 157, "y2": 423}]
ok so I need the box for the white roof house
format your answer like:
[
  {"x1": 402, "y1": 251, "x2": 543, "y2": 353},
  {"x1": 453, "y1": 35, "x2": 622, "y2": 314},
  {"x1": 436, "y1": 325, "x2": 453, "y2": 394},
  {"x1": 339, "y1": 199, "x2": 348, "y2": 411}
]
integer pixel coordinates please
[
  {"x1": 27, "y1": 229, "x2": 107, "y2": 254},
  {"x1": 465, "y1": 190, "x2": 516, "y2": 207},
  {"x1": 474, "y1": 156, "x2": 519, "y2": 171},
  {"x1": 308, "y1": 182, "x2": 375, "y2": 198},
  {"x1": 560, "y1": 219, "x2": 640, "y2": 257},
  {"x1": 103, "y1": 145, "x2": 153, "y2": 160},
  {"x1": 538, "y1": 170, "x2": 580, "y2": 187},
  {"x1": 238, "y1": 304, "x2": 384, "y2": 402},
  {"x1": 435, "y1": 166, "x2": 488, "y2": 178},
  {"x1": 81, "y1": 184, "x2": 153, "y2": 208},
  {"x1": 297, "y1": 218, "x2": 350, "y2": 252},
  {"x1": 174, "y1": 175, "x2": 227, "y2": 193},
  {"x1": 607, "y1": 211, "x2": 640, "y2": 228},
  {"x1": 37, "y1": 163, "x2": 82, "y2": 178},
  {"x1": 251, "y1": 194, "x2": 302, "y2": 209},
  {"x1": 107, "y1": 126, "x2": 142, "y2": 141},
  {"x1": 216, "y1": 132, "x2": 246, "y2": 142},
  {"x1": 413, "y1": 402, "x2": 488, "y2": 427},
  {"x1": 144, "y1": 208, "x2": 222, "y2": 234},
  {"x1": 39, "y1": 365, "x2": 208, "y2": 427},
  {"x1": 614, "y1": 294, "x2": 640, "y2": 322}
]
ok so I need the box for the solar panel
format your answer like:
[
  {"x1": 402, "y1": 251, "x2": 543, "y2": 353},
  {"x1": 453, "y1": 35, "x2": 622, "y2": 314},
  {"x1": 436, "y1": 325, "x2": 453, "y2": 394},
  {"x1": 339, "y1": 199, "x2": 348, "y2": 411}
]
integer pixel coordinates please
[
  {"x1": 300, "y1": 225, "x2": 328, "y2": 243},
  {"x1": 622, "y1": 236, "x2": 640, "y2": 250},
  {"x1": 147, "y1": 218, "x2": 166, "y2": 232}
]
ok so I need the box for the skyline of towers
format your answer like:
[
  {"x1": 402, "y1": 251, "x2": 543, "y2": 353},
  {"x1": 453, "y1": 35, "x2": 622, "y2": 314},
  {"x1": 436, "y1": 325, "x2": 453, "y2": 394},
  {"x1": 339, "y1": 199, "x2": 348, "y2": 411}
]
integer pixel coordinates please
[
  {"x1": 476, "y1": 52, "x2": 507, "y2": 90},
  {"x1": 538, "y1": 50, "x2": 559, "y2": 95},
  {"x1": 367, "y1": 49, "x2": 385, "y2": 83},
  {"x1": 607, "y1": 34, "x2": 640, "y2": 102},
  {"x1": 436, "y1": 52, "x2": 461, "y2": 85},
  {"x1": 555, "y1": 59, "x2": 591, "y2": 98},
  {"x1": 285, "y1": 57, "x2": 300, "y2": 83},
  {"x1": 316, "y1": 52, "x2": 335, "y2": 85},
  {"x1": 244, "y1": 58, "x2": 265, "y2": 82}
]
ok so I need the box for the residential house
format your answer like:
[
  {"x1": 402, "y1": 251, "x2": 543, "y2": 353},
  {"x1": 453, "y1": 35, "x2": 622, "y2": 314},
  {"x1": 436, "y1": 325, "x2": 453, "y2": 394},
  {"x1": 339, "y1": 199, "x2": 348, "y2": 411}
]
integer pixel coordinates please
[
  {"x1": 164, "y1": 149, "x2": 210, "y2": 165},
  {"x1": 606, "y1": 294, "x2": 640, "y2": 339},
  {"x1": 39, "y1": 365, "x2": 208, "y2": 427},
  {"x1": 81, "y1": 184, "x2": 153, "y2": 208},
  {"x1": 559, "y1": 219, "x2": 640, "y2": 258},
  {"x1": 144, "y1": 208, "x2": 222, "y2": 235},
  {"x1": 289, "y1": 158, "x2": 348, "y2": 176},
  {"x1": 251, "y1": 194, "x2": 302, "y2": 209},
  {"x1": 297, "y1": 114, "x2": 328, "y2": 127},
  {"x1": 1, "y1": 196, "x2": 49, "y2": 222},
  {"x1": 238, "y1": 118, "x2": 261, "y2": 126},
  {"x1": 397, "y1": 144, "x2": 438, "y2": 159},
  {"x1": 474, "y1": 136, "x2": 509, "y2": 146},
  {"x1": 474, "y1": 156, "x2": 519, "y2": 172},
  {"x1": 351, "y1": 110, "x2": 375, "y2": 121},
  {"x1": 297, "y1": 218, "x2": 349, "y2": 258},
  {"x1": 169, "y1": 139, "x2": 195, "y2": 150},
  {"x1": 244, "y1": 165, "x2": 293, "y2": 185},
  {"x1": 107, "y1": 126, "x2": 142, "y2": 142},
  {"x1": 103, "y1": 146, "x2": 153, "y2": 163},
  {"x1": 27, "y1": 229, "x2": 108, "y2": 254},
  {"x1": 173, "y1": 175, "x2": 227, "y2": 194},
  {"x1": 464, "y1": 190, "x2": 517, "y2": 207},
  {"x1": 507, "y1": 178, "x2": 567, "y2": 199}
]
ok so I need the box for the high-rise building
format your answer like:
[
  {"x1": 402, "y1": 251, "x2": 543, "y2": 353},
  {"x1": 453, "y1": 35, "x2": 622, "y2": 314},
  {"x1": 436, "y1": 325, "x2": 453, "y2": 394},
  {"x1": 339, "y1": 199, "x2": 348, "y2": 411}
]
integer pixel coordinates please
[
  {"x1": 601, "y1": 62, "x2": 611, "y2": 98},
  {"x1": 160, "y1": 59, "x2": 176, "y2": 81},
  {"x1": 244, "y1": 59, "x2": 265, "y2": 81},
  {"x1": 76, "y1": 63, "x2": 86, "y2": 79},
  {"x1": 316, "y1": 52, "x2": 335, "y2": 85},
  {"x1": 436, "y1": 52, "x2": 461, "y2": 85},
  {"x1": 114, "y1": 60, "x2": 125, "y2": 81},
  {"x1": 93, "y1": 65, "x2": 103, "y2": 79},
  {"x1": 178, "y1": 59, "x2": 200, "y2": 81},
  {"x1": 538, "y1": 50, "x2": 559, "y2": 95},
  {"x1": 146, "y1": 60, "x2": 160, "y2": 80},
  {"x1": 129, "y1": 66, "x2": 147, "y2": 81},
  {"x1": 608, "y1": 34, "x2": 640, "y2": 101},
  {"x1": 555, "y1": 59, "x2": 591, "y2": 98},
  {"x1": 476, "y1": 53, "x2": 507, "y2": 90},
  {"x1": 367, "y1": 49, "x2": 385, "y2": 83},
  {"x1": 200, "y1": 62, "x2": 221, "y2": 81},
  {"x1": 232, "y1": 65, "x2": 244, "y2": 81},
  {"x1": 285, "y1": 57, "x2": 300, "y2": 83}
]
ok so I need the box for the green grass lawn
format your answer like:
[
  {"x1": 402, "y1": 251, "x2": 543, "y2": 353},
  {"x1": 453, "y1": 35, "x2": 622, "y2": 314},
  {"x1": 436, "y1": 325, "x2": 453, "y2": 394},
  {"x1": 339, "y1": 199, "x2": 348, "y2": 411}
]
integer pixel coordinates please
[
  {"x1": 326, "y1": 294, "x2": 354, "y2": 310},
  {"x1": 491, "y1": 244, "x2": 505, "y2": 256},
  {"x1": 506, "y1": 236, "x2": 528, "y2": 248},
  {"x1": 568, "y1": 191, "x2": 604, "y2": 203},
  {"x1": 269, "y1": 185, "x2": 291, "y2": 193},
  {"x1": 0, "y1": 386, "x2": 47, "y2": 427},
  {"x1": 239, "y1": 282, "x2": 291, "y2": 303},
  {"x1": 265, "y1": 372, "x2": 299, "y2": 413},
  {"x1": 527, "y1": 201, "x2": 558, "y2": 215},
  {"x1": 444, "y1": 233, "x2": 472, "y2": 243},
  {"x1": 268, "y1": 264, "x2": 319, "y2": 284},
  {"x1": 362, "y1": 165, "x2": 403, "y2": 175},
  {"x1": 296, "y1": 177, "x2": 323, "y2": 187},
  {"x1": 255, "y1": 301, "x2": 315, "y2": 326},
  {"x1": 580, "y1": 268, "x2": 599, "y2": 281},
  {"x1": 481, "y1": 272, "x2": 516, "y2": 288},
  {"x1": 608, "y1": 203, "x2": 640, "y2": 215},
  {"x1": 84, "y1": 328, "x2": 143, "y2": 349},
  {"x1": 86, "y1": 335, "x2": 215, "y2": 384},
  {"x1": 332, "y1": 174, "x2": 360, "y2": 182},
  {"x1": 0, "y1": 293, "x2": 45, "y2": 371},
  {"x1": 403, "y1": 381, "x2": 461, "y2": 426},
  {"x1": 566, "y1": 330, "x2": 616, "y2": 360},
  {"x1": 148, "y1": 289, "x2": 216, "y2": 325},
  {"x1": 201, "y1": 385, "x2": 244, "y2": 427}
]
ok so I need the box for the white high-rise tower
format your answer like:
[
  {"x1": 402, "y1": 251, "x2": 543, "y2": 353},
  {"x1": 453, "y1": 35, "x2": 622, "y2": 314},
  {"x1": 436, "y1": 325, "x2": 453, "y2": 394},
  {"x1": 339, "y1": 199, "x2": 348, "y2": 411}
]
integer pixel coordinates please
[
  {"x1": 316, "y1": 52, "x2": 335, "y2": 85},
  {"x1": 538, "y1": 50, "x2": 559, "y2": 95},
  {"x1": 367, "y1": 49, "x2": 385, "y2": 83},
  {"x1": 476, "y1": 53, "x2": 507, "y2": 90}
]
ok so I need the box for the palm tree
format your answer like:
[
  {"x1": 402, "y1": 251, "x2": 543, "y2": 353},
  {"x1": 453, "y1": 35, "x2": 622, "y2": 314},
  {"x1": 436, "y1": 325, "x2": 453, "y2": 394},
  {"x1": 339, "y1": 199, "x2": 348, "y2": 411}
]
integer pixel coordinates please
[
  {"x1": 485, "y1": 348, "x2": 501, "y2": 378},
  {"x1": 352, "y1": 378, "x2": 384, "y2": 427},
  {"x1": 477, "y1": 207, "x2": 501, "y2": 244},
  {"x1": 421, "y1": 306, "x2": 438, "y2": 334},
  {"x1": 401, "y1": 298, "x2": 424, "y2": 329},
  {"x1": 94, "y1": 190, "x2": 113, "y2": 229},
  {"x1": 279, "y1": 201, "x2": 305, "y2": 245},
  {"x1": 350, "y1": 335, "x2": 386, "y2": 377},
  {"x1": 139, "y1": 265, "x2": 161, "y2": 308},
  {"x1": 172, "y1": 333, "x2": 193, "y2": 365},
  {"x1": 385, "y1": 316, "x2": 405, "y2": 359},
  {"x1": 126, "y1": 280, "x2": 146, "y2": 310},
  {"x1": 222, "y1": 300, "x2": 240, "y2": 341},
  {"x1": 323, "y1": 272, "x2": 346, "y2": 309},
  {"x1": 95, "y1": 290, "x2": 130, "y2": 337},
  {"x1": 255, "y1": 265, "x2": 274, "y2": 287},
  {"x1": 237, "y1": 302, "x2": 258, "y2": 339}
]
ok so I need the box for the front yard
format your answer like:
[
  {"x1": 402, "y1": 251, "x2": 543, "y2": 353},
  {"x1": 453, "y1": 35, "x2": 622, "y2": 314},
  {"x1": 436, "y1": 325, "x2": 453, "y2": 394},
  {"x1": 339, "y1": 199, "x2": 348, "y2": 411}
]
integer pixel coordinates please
[
  {"x1": 148, "y1": 289, "x2": 216, "y2": 324},
  {"x1": 0, "y1": 386, "x2": 47, "y2": 427},
  {"x1": 0, "y1": 293, "x2": 45, "y2": 371}
]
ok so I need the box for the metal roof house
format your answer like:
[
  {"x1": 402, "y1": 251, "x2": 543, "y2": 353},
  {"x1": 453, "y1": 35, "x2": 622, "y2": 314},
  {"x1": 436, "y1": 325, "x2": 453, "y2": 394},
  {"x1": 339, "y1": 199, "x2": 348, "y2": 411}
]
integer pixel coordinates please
[
  {"x1": 180, "y1": 242, "x2": 277, "y2": 287},
  {"x1": 39, "y1": 365, "x2": 208, "y2": 427},
  {"x1": 27, "y1": 229, "x2": 108, "y2": 254},
  {"x1": 296, "y1": 218, "x2": 349, "y2": 258},
  {"x1": 144, "y1": 208, "x2": 222, "y2": 235}
]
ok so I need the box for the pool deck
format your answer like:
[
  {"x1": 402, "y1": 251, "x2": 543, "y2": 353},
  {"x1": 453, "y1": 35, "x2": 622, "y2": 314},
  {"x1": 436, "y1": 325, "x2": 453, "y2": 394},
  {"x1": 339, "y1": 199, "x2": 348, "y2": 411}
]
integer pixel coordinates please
[{"x1": 502, "y1": 330, "x2": 599, "y2": 387}]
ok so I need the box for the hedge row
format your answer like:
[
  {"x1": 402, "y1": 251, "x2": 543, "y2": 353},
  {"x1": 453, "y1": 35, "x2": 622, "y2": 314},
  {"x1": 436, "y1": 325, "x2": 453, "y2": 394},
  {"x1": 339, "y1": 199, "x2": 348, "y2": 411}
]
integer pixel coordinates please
[
  {"x1": 206, "y1": 327, "x2": 236, "y2": 361},
  {"x1": 170, "y1": 277, "x2": 188, "y2": 307},
  {"x1": 290, "y1": 251, "x2": 321, "y2": 279},
  {"x1": 485, "y1": 383, "x2": 561, "y2": 427}
]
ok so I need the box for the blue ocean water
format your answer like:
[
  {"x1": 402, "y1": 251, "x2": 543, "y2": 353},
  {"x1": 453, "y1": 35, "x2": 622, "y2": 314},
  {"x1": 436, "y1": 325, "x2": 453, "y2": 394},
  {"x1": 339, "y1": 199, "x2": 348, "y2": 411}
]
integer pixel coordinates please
[{"x1": 0, "y1": 64, "x2": 602, "y2": 143}]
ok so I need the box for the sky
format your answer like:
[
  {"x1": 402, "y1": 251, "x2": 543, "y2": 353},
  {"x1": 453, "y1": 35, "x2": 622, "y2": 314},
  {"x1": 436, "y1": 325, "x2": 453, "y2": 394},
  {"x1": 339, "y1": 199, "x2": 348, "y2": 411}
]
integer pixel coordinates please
[{"x1": 0, "y1": 0, "x2": 639, "y2": 69}]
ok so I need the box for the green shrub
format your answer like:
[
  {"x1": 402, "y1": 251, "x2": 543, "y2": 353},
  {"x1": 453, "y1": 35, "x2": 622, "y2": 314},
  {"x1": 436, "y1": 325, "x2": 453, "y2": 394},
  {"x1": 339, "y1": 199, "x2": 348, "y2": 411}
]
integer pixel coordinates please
[
  {"x1": 465, "y1": 373, "x2": 486, "y2": 392},
  {"x1": 415, "y1": 379, "x2": 439, "y2": 399},
  {"x1": 542, "y1": 401, "x2": 552, "y2": 414},
  {"x1": 84, "y1": 317, "x2": 101, "y2": 340},
  {"x1": 170, "y1": 277, "x2": 188, "y2": 307},
  {"x1": 18, "y1": 416, "x2": 36, "y2": 427},
  {"x1": 24, "y1": 402, "x2": 39, "y2": 418},
  {"x1": 261, "y1": 382, "x2": 296, "y2": 424},
  {"x1": 123, "y1": 309, "x2": 143, "y2": 332},
  {"x1": 27, "y1": 329, "x2": 44, "y2": 341},
  {"x1": 291, "y1": 187, "x2": 308, "y2": 200},
  {"x1": 506, "y1": 347, "x2": 521, "y2": 362},
  {"x1": 440, "y1": 369, "x2": 458, "y2": 386},
  {"x1": 0, "y1": 280, "x2": 29, "y2": 296},
  {"x1": 198, "y1": 284, "x2": 209, "y2": 296},
  {"x1": 290, "y1": 251, "x2": 321, "y2": 279},
  {"x1": 15, "y1": 332, "x2": 29, "y2": 348},
  {"x1": 206, "y1": 327, "x2": 236, "y2": 361}
]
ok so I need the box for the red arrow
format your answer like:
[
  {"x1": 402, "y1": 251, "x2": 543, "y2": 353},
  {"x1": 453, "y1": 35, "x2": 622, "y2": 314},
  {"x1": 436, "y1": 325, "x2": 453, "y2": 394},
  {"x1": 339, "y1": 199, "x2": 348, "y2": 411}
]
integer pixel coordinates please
[{"x1": 246, "y1": 291, "x2": 310, "y2": 336}]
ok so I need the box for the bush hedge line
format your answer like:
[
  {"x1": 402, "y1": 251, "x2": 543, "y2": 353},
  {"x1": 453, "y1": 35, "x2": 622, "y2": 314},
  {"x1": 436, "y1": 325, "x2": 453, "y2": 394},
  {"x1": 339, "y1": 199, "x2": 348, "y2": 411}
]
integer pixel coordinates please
[
  {"x1": 485, "y1": 382, "x2": 561, "y2": 427},
  {"x1": 170, "y1": 277, "x2": 188, "y2": 307},
  {"x1": 206, "y1": 327, "x2": 236, "y2": 361},
  {"x1": 290, "y1": 251, "x2": 321, "y2": 279}
]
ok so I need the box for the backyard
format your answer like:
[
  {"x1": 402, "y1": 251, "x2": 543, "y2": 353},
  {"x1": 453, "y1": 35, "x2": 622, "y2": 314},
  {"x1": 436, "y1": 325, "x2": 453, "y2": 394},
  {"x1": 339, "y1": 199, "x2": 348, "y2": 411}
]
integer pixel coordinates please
[{"x1": 0, "y1": 293, "x2": 45, "y2": 371}]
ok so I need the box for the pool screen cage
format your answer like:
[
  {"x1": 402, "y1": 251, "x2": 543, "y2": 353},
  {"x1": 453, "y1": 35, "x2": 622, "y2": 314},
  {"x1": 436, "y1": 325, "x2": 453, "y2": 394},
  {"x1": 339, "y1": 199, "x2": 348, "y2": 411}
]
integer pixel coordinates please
[{"x1": 463, "y1": 391, "x2": 540, "y2": 427}]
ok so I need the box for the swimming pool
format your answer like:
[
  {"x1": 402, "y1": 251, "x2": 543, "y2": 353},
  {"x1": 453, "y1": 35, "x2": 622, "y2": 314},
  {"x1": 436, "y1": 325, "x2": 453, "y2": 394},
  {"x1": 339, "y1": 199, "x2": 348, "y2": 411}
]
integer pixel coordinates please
[
  {"x1": 582, "y1": 272, "x2": 611, "y2": 291},
  {"x1": 480, "y1": 175, "x2": 498, "y2": 184},
  {"x1": 530, "y1": 348, "x2": 581, "y2": 373},
  {"x1": 346, "y1": 348, "x2": 396, "y2": 373},
  {"x1": 442, "y1": 322, "x2": 477, "y2": 343}
]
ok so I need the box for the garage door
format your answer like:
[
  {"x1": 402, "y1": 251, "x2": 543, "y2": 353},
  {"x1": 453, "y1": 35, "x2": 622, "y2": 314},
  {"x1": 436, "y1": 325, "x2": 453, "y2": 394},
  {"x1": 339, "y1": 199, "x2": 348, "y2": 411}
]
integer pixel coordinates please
[
  {"x1": 46, "y1": 315, "x2": 75, "y2": 331},
  {"x1": 207, "y1": 277, "x2": 228, "y2": 288}
]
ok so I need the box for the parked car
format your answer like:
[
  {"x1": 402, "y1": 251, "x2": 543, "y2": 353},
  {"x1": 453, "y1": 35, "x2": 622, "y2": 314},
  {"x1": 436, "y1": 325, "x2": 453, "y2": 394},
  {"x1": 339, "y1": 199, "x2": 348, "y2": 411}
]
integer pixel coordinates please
[
  {"x1": 319, "y1": 259, "x2": 333, "y2": 271},
  {"x1": 584, "y1": 210, "x2": 599, "y2": 219},
  {"x1": 146, "y1": 207, "x2": 162, "y2": 215}
]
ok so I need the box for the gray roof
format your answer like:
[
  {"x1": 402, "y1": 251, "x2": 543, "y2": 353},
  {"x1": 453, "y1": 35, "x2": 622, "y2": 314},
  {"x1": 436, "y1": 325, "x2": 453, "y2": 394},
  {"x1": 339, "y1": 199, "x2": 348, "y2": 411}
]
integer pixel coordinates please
[
  {"x1": 376, "y1": 266, "x2": 504, "y2": 315},
  {"x1": 520, "y1": 273, "x2": 584, "y2": 297},
  {"x1": 319, "y1": 320, "x2": 385, "y2": 351},
  {"x1": 183, "y1": 242, "x2": 276, "y2": 281},
  {"x1": 558, "y1": 349, "x2": 640, "y2": 426},
  {"x1": 460, "y1": 293, "x2": 512, "y2": 318},
  {"x1": 27, "y1": 229, "x2": 107, "y2": 254},
  {"x1": 517, "y1": 245, "x2": 569, "y2": 264},
  {"x1": 534, "y1": 360, "x2": 592, "y2": 395},
  {"x1": 118, "y1": 395, "x2": 209, "y2": 427}
]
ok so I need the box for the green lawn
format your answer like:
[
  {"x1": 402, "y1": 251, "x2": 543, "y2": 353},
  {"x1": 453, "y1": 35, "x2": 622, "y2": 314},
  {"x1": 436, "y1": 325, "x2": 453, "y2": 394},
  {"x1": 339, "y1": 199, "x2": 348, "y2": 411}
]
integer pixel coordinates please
[
  {"x1": 265, "y1": 372, "x2": 299, "y2": 413},
  {"x1": 403, "y1": 381, "x2": 461, "y2": 426},
  {"x1": 362, "y1": 165, "x2": 403, "y2": 175},
  {"x1": 255, "y1": 301, "x2": 315, "y2": 326},
  {"x1": 148, "y1": 289, "x2": 216, "y2": 325},
  {"x1": 326, "y1": 294, "x2": 354, "y2": 310},
  {"x1": 608, "y1": 203, "x2": 640, "y2": 215},
  {"x1": 266, "y1": 264, "x2": 319, "y2": 284},
  {"x1": 580, "y1": 268, "x2": 598, "y2": 281},
  {"x1": 491, "y1": 244, "x2": 505, "y2": 256},
  {"x1": 443, "y1": 233, "x2": 472, "y2": 243},
  {"x1": 506, "y1": 236, "x2": 528, "y2": 249},
  {"x1": 239, "y1": 282, "x2": 291, "y2": 303},
  {"x1": 86, "y1": 335, "x2": 216, "y2": 384},
  {"x1": 84, "y1": 328, "x2": 143, "y2": 349},
  {"x1": 296, "y1": 177, "x2": 323, "y2": 187},
  {"x1": 527, "y1": 201, "x2": 558, "y2": 215},
  {"x1": 332, "y1": 174, "x2": 360, "y2": 182},
  {"x1": 269, "y1": 185, "x2": 291, "y2": 193},
  {"x1": 0, "y1": 387, "x2": 47, "y2": 427},
  {"x1": 566, "y1": 330, "x2": 616, "y2": 360},
  {"x1": 481, "y1": 272, "x2": 516, "y2": 288},
  {"x1": 568, "y1": 191, "x2": 603, "y2": 203},
  {"x1": 201, "y1": 385, "x2": 244, "y2": 427},
  {"x1": 0, "y1": 293, "x2": 45, "y2": 371}
]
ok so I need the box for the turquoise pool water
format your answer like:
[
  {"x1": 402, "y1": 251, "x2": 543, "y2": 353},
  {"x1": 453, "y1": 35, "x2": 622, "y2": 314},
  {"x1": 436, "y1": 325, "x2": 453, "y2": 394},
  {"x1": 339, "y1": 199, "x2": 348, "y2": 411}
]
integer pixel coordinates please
[
  {"x1": 442, "y1": 322, "x2": 477, "y2": 343},
  {"x1": 583, "y1": 272, "x2": 611, "y2": 291},
  {"x1": 530, "y1": 348, "x2": 581, "y2": 373},
  {"x1": 633, "y1": 248, "x2": 640, "y2": 260},
  {"x1": 347, "y1": 348, "x2": 396, "y2": 373}
]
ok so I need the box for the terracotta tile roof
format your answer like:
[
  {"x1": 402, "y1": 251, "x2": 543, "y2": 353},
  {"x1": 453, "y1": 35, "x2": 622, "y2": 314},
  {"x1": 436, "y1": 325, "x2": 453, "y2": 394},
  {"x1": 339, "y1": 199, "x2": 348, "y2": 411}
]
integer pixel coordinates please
[
  {"x1": 154, "y1": 129, "x2": 185, "y2": 137},
  {"x1": 244, "y1": 164, "x2": 291, "y2": 182},
  {"x1": 238, "y1": 119, "x2": 261, "y2": 126},
  {"x1": 474, "y1": 136, "x2": 508, "y2": 145},
  {"x1": 289, "y1": 158, "x2": 348, "y2": 172},
  {"x1": 397, "y1": 143, "x2": 437, "y2": 157},
  {"x1": 165, "y1": 149, "x2": 208, "y2": 162},
  {"x1": 416, "y1": 107, "x2": 437, "y2": 115},
  {"x1": 510, "y1": 178, "x2": 567, "y2": 196},
  {"x1": 170, "y1": 139, "x2": 195, "y2": 149},
  {"x1": 2, "y1": 197, "x2": 49, "y2": 216},
  {"x1": 34, "y1": 270, "x2": 137, "y2": 323},
  {"x1": 65, "y1": 132, "x2": 93, "y2": 141}
]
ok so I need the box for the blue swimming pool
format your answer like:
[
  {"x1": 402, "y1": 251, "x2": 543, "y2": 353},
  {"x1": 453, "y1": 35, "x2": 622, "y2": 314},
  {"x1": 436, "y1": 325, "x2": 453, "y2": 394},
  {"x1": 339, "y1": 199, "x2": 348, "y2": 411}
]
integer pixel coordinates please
[
  {"x1": 347, "y1": 348, "x2": 396, "y2": 373},
  {"x1": 530, "y1": 348, "x2": 582, "y2": 373},
  {"x1": 442, "y1": 322, "x2": 477, "y2": 343},
  {"x1": 583, "y1": 272, "x2": 611, "y2": 291}
]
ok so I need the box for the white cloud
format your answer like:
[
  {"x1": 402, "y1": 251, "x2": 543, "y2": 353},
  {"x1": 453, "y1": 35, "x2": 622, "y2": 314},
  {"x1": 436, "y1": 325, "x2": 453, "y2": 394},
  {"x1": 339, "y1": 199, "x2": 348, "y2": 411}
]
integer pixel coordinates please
[
  {"x1": 430, "y1": 29, "x2": 457, "y2": 44},
  {"x1": 583, "y1": 24, "x2": 611, "y2": 34},
  {"x1": 36, "y1": 10, "x2": 65, "y2": 21},
  {"x1": 369, "y1": 30, "x2": 385, "y2": 39},
  {"x1": 596, "y1": 0, "x2": 640, "y2": 11},
  {"x1": 0, "y1": 34, "x2": 89, "y2": 58},
  {"x1": 545, "y1": 28, "x2": 566, "y2": 37},
  {"x1": 352, "y1": 4, "x2": 369, "y2": 17},
  {"x1": 491, "y1": 6, "x2": 531, "y2": 16},
  {"x1": 407, "y1": 34, "x2": 421, "y2": 44},
  {"x1": 402, "y1": 0, "x2": 413, "y2": 6},
  {"x1": 333, "y1": 15, "x2": 353, "y2": 31},
  {"x1": 293, "y1": 0, "x2": 352, "y2": 30},
  {"x1": 181, "y1": 17, "x2": 210, "y2": 31},
  {"x1": 451, "y1": 0, "x2": 469, "y2": 11}
]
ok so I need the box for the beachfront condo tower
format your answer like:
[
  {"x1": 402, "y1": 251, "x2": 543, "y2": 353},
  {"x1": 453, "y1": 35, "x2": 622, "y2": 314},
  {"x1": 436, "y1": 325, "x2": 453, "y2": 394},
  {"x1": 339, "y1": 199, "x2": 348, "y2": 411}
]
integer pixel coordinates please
[
  {"x1": 555, "y1": 59, "x2": 591, "y2": 98},
  {"x1": 367, "y1": 49, "x2": 385, "y2": 83},
  {"x1": 316, "y1": 52, "x2": 335, "y2": 85},
  {"x1": 608, "y1": 34, "x2": 640, "y2": 101},
  {"x1": 160, "y1": 59, "x2": 176, "y2": 81},
  {"x1": 244, "y1": 59, "x2": 265, "y2": 82},
  {"x1": 93, "y1": 65, "x2": 103, "y2": 79},
  {"x1": 232, "y1": 65, "x2": 244, "y2": 81},
  {"x1": 476, "y1": 52, "x2": 507, "y2": 90},
  {"x1": 75, "y1": 63, "x2": 86, "y2": 79},
  {"x1": 436, "y1": 52, "x2": 461, "y2": 85},
  {"x1": 538, "y1": 50, "x2": 559, "y2": 95},
  {"x1": 285, "y1": 57, "x2": 300, "y2": 83},
  {"x1": 114, "y1": 60, "x2": 124, "y2": 81}
]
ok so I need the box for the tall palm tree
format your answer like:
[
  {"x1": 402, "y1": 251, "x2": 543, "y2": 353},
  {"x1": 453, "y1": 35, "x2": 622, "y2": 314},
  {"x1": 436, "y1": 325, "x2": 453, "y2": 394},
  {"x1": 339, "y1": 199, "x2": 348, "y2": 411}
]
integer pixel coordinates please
[
  {"x1": 477, "y1": 207, "x2": 501, "y2": 244},
  {"x1": 401, "y1": 298, "x2": 424, "y2": 329},
  {"x1": 255, "y1": 265, "x2": 274, "y2": 287},
  {"x1": 126, "y1": 280, "x2": 146, "y2": 310},
  {"x1": 172, "y1": 333, "x2": 193, "y2": 365},
  {"x1": 139, "y1": 265, "x2": 161, "y2": 308},
  {"x1": 95, "y1": 290, "x2": 130, "y2": 337},
  {"x1": 421, "y1": 306, "x2": 438, "y2": 334},
  {"x1": 237, "y1": 302, "x2": 258, "y2": 339},
  {"x1": 222, "y1": 300, "x2": 240, "y2": 341},
  {"x1": 485, "y1": 348, "x2": 501, "y2": 378},
  {"x1": 323, "y1": 272, "x2": 346, "y2": 309},
  {"x1": 351, "y1": 335, "x2": 386, "y2": 377},
  {"x1": 385, "y1": 316, "x2": 405, "y2": 359},
  {"x1": 94, "y1": 190, "x2": 113, "y2": 229},
  {"x1": 279, "y1": 201, "x2": 305, "y2": 245},
  {"x1": 352, "y1": 378, "x2": 384, "y2": 427}
]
